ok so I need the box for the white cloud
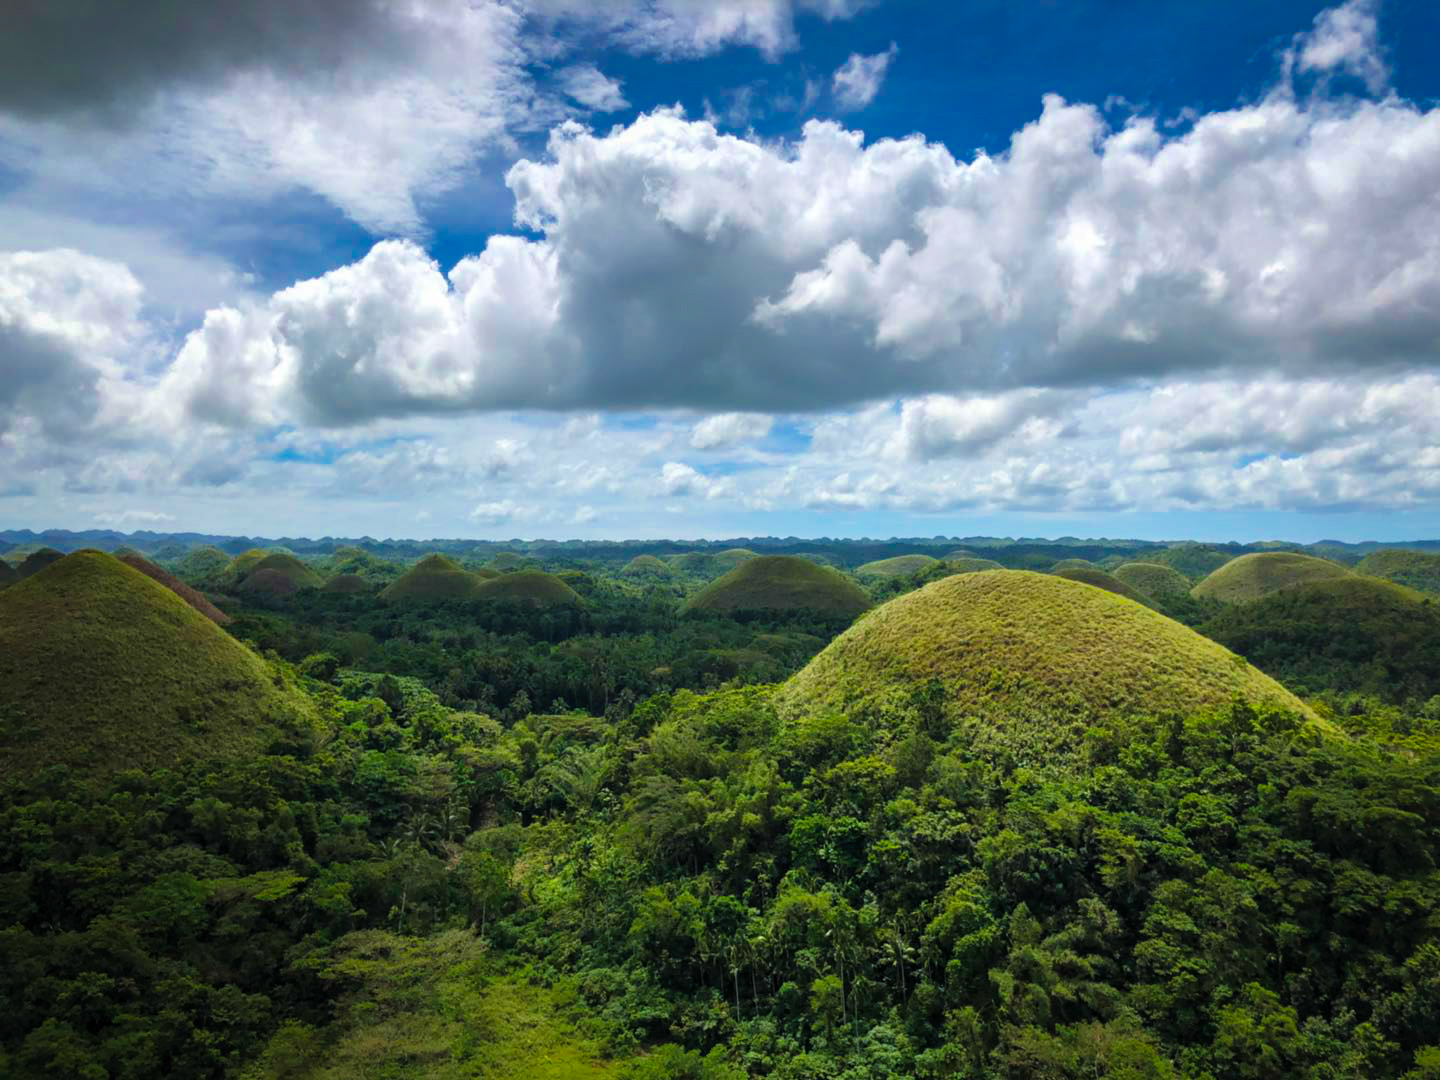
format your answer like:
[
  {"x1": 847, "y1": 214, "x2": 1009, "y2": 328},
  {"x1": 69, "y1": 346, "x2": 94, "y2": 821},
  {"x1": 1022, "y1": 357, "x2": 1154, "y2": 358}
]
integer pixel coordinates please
[
  {"x1": 691, "y1": 412, "x2": 774, "y2": 449},
  {"x1": 92, "y1": 509, "x2": 176, "y2": 527},
  {"x1": 831, "y1": 42, "x2": 898, "y2": 110},
  {"x1": 470, "y1": 499, "x2": 521, "y2": 524},
  {"x1": 1292, "y1": 0, "x2": 1389, "y2": 94},
  {"x1": 558, "y1": 64, "x2": 629, "y2": 112}
]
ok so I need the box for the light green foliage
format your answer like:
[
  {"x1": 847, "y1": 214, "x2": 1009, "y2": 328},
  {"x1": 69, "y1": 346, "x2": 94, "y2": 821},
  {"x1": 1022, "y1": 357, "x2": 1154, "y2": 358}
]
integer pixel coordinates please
[
  {"x1": 1357, "y1": 549, "x2": 1440, "y2": 595},
  {"x1": 1193, "y1": 551, "x2": 1352, "y2": 603},
  {"x1": 0, "y1": 550, "x2": 314, "y2": 779},
  {"x1": 1053, "y1": 566, "x2": 1158, "y2": 608},
  {"x1": 622, "y1": 556, "x2": 676, "y2": 579},
  {"x1": 227, "y1": 548, "x2": 272, "y2": 582},
  {"x1": 776, "y1": 569, "x2": 1314, "y2": 725},
  {"x1": 681, "y1": 556, "x2": 871, "y2": 618},
  {"x1": 1050, "y1": 558, "x2": 1097, "y2": 572},
  {"x1": 1112, "y1": 562, "x2": 1194, "y2": 601},
  {"x1": 854, "y1": 555, "x2": 940, "y2": 578}
]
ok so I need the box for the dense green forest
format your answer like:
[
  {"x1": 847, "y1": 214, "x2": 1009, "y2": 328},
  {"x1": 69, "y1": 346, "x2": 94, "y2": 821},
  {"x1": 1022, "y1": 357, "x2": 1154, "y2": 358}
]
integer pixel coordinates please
[{"x1": 3, "y1": 537, "x2": 1440, "y2": 1079}]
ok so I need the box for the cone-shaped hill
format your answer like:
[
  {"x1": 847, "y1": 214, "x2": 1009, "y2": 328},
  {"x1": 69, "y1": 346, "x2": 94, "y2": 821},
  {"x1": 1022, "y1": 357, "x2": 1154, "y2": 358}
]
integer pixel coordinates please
[
  {"x1": 1051, "y1": 558, "x2": 1097, "y2": 572},
  {"x1": 622, "y1": 554, "x2": 676, "y2": 578},
  {"x1": 856, "y1": 554, "x2": 940, "y2": 578},
  {"x1": 775, "y1": 570, "x2": 1312, "y2": 725},
  {"x1": 241, "y1": 552, "x2": 323, "y2": 592},
  {"x1": 1113, "y1": 562, "x2": 1194, "y2": 600},
  {"x1": 322, "y1": 573, "x2": 372, "y2": 594},
  {"x1": 681, "y1": 555, "x2": 872, "y2": 618},
  {"x1": 945, "y1": 557, "x2": 1004, "y2": 573},
  {"x1": 473, "y1": 569, "x2": 583, "y2": 607},
  {"x1": 177, "y1": 545, "x2": 232, "y2": 585},
  {"x1": 1355, "y1": 549, "x2": 1440, "y2": 595},
  {"x1": 1193, "y1": 552, "x2": 1351, "y2": 604},
  {"x1": 0, "y1": 551, "x2": 314, "y2": 780},
  {"x1": 117, "y1": 553, "x2": 231, "y2": 625},
  {"x1": 381, "y1": 554, "x2": 486, "y2": 603},
  {"x1": 1053, "y1": 566, "x2": 1157, "y2": 608},
  {"x1": 17, "y1": 548, "x2": 64, "y2": 579},
  {"x1": 1201, "y1": 576, "x2": 1440, "y2": 701},
  {"x1": 226, "y1": 548, "x2": 271, "y2": 582}
]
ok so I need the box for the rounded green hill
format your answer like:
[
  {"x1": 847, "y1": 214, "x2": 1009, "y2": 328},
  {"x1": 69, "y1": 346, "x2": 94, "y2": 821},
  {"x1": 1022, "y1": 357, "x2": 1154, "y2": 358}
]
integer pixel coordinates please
[
  {"x1": 17, "y1": 548, "x2": 64, "y2": 579},
  {"x1": 322, "y1": 573, "x2": 372, "y2": 594},
  {"x1": 1201, "y1": 576, "x2": 1440, "y2": 701},
  {"x1": 0, "y1": 551, "x2": 313, "y2": 780},
  {"x1": 775, "y1": 570, "x2": 1312, "y2": 725},
  {"x1": 176, "y1": 545, "x2": 232, "y2": 585},
  {"x1": 227, "y1": 548, "x2": 271, "y2": 581},
  {"x1": 945, "y1": 556, "x2": 1004, "y2": 573},
  {"x1": 1193, "y1": 552, "x2": 1351, "y2": 604},
  {"x1": 1145, "y1": 543, "x2": 1236, "y2": 581},
  {"x1": 487, "y1": 551, "x2": 532, "y2": 571},
  {"x1": 473, "y1": 569, "x2": 582, "y2": 607},
  {"x1": 242, "y1": 552, "x2": 323, "y2": 591},
  {"x1": 1354, "y1": 549, "x2": 1440, "y2": 595},
  {"x1": 622, "y1": 554, "x2": 675, "y2": 578},
  {"x1": 855, "y1": 554, "x2": 941, "y2": 578},
  {"x1": 117, "y1": 553, "x2": 232, "y2": 624},
  {"x1": 1113, "y1": 562, "x2": 1194, "y2": 600},
  {"x1": 681, "y1": 555, "x2": 872, "y2": 618},
  {"x1": 1054, "y1": 566, "x2": 1157, "y2": 608},
  {"x1": 381, "y1": 554, "x2": 486, "y2": 603},
  {"x1": 1051, "y1": 558, "x2": 1097, "y2": 572}
]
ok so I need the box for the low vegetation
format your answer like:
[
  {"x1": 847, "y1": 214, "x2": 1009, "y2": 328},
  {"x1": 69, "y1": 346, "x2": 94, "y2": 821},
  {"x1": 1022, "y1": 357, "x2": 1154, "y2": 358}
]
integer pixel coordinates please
[{"x1": 1052, "y1": 565, "x2": 1157, "y2": 608}]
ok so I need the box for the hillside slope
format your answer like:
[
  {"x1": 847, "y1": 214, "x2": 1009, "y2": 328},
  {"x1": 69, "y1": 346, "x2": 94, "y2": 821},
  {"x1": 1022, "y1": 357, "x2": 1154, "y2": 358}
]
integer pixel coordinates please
[
  {"x1": 0, "y1": 551, "x2": 313, "y2": 779},
  {"x1": 1193, "y1": 552, "x2": 1352, "y2": 603},
  {"x1": 682, "y1": 555, "x2": 871, "y2": 618},
  {"x1": 776, "y1": 570, "x2": 1312, "y2": 724}
]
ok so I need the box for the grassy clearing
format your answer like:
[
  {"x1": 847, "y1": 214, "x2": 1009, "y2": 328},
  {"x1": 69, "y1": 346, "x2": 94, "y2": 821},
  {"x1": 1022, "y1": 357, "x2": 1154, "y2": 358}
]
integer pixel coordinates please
[
  {"x1": 1112, "y1": 561, "x2": 1193, "y2": 600},
  {"x1": 1193, "y1": 551, "x2": 1352, "y2": 603},
  {"x1": 474, "y1": 570, "x2": 584, "y2": 608},
  {"x1": 1355, "y1": 548, "x2": 1440, "y2": 595},
  {"x1": 0, "y1": 550, "x2": 313, "y2": 780},
  {"x1": 776, "y1": 569, "x2": 1314, "y2": 727},
  {"x1": 855, "y1": 554, "x2": 940, "y2": 577},
  {"x1": 682, "y1": 555, "x2": 871, "y2": 618}
]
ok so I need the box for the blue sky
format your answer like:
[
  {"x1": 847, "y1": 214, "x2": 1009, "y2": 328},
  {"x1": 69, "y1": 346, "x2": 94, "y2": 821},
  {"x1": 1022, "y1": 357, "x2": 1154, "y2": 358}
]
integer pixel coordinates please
[{"x1": 2, "y1": 0, "x2": 1439, "y2": 543}]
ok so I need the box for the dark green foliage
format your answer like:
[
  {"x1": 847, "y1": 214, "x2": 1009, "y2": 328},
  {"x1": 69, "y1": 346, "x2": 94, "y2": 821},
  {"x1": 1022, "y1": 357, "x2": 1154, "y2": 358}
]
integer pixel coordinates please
[
  {"x1": 1357, "y1": 549, "x2": 1440, "y2": 595},
  {"x1": 473, "y1": 570, "x2": 584, "y2": 608},
  {"x1": 16, "y1": 547, "x2": 63, "y2": 579},
  {"x1": 1202, "y1": 576, "x2": 1440, "y2": 701}
]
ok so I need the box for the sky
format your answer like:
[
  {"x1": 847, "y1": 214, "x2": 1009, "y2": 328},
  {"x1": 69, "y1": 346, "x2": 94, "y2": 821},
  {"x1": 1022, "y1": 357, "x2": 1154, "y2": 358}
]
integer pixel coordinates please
[{"x1": 2, "y1": 0, "x2": 1439, "y2": 544}]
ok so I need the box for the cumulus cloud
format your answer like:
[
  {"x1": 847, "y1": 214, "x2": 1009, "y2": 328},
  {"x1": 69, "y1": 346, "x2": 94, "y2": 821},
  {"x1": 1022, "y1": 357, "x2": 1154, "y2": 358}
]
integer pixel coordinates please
[
  {"x1": 1291, "y1": 0, "x2": 1389, "y2": 94},
  {"x1": 691, "y1": 412, "x2": 774, "y2": 449},
  {"x1": 0, "y1": 249, "x2": 147, "y2": 438},
  {"x1": 135, "y1": 75, "x2": 1440, "y2": 427},
  {"x1": 831, "y1": 42, "x2": 898, "y2": 110},
  {"x1": 559, "y1": 64, "x2": 629, "y2": 112}
]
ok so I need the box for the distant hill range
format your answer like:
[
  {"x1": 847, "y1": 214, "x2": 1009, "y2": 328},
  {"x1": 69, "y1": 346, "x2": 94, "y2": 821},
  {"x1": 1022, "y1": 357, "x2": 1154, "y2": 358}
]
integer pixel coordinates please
[{"x1": 4, "y1": 527, "x2": 1440, "y2": 570}]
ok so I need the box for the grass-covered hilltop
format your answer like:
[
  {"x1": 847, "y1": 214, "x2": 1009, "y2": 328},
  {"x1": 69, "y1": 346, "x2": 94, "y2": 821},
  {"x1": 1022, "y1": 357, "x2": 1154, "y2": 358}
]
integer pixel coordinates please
[
  {"x1": 0, "y1": 550, "x2": 311, "y2": 780},
  {"x1": 682, "y1": 554, "x2": 872, "y2": 617},
  {"x1": 2, "y1": 527, "x2": 1440, "y2": 1078},
  {"x1": 1192, "y1": 550, "x2": 1352, "y2": 603},
  {"x1": 777, "y1": 569, "x2": 1308, "y2": 726}
]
